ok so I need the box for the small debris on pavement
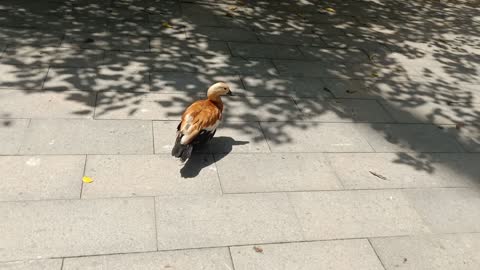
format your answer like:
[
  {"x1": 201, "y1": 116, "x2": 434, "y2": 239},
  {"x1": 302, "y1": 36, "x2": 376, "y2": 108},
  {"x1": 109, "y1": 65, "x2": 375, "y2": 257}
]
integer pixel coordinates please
[
  {"x1": 253, "y1": 246, "x2": 263, "y2": 253},
  {"x1": 82, "y1": 176, "x2": 93, "y2": 183},
  {"x1": 369, "y1": 171, "x2": 388, "y2": 181},
  {"x1": 162, "y1": 22, "x2": 173, "y2": 28},
  {"x1": 456, "y1": 122, "x2": 465, "y2": 130}
]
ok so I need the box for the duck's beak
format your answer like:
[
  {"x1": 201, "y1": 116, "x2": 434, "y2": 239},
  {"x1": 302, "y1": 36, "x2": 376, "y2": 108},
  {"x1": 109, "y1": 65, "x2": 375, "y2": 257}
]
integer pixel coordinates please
[{"x1": 227, "y1": 89, "x2": 233, "y2": 96}]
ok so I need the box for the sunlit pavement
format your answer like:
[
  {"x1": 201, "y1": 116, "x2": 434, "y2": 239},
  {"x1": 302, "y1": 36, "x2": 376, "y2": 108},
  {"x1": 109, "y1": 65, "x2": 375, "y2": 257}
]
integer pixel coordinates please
[{"x1": 0, "y1": 0, "x2": 479, "y2": 269}]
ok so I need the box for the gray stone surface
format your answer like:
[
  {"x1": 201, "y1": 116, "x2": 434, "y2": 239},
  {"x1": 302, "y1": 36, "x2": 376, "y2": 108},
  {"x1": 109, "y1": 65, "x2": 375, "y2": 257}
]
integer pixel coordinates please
[
  {"x1": 19, "y1": 119, "x2": 153, "y2": 154},
  {"x1": 327, "y1": 153, "x2": 479, "y2": 189},
  {"x1": 0, "y1": 64, "x2": 48, "y2": 89},
  {"x1": 215, "y1": 153, "x2": 342, "y2": 193},
  {"x1": 288, "y1": 190, "x2": 429, "y2": 240},
  {"x1": 355, "y1": 124, "x2": 465, "y2": 152},
  {"x1": 150, "y1": 72, "x2": 243, "y2": 94},
  {"x1": 224, "y1": 96, "x2": 302, "y2": 122},
  {"x1": 404, "y1": 188, "x2": 480, "y2": 233},
  {"x1": 443, "y1": 125, "x2": 480, "y2": 152},
  {"x1": 151, "y1": 38, "x2": 231, "y2": 56},
  {"x1": 371, "y1": 234, "x2": 480, "y2": 270},
  {"x1": 62, "y1": 33, "x2": 150, "y2": 52},
  {"x1": 82, "y1": 154, "x2": 221, "y2": 198},
  {"x1": 0, "y1": 197, "x2": 156, "y2": 261},
  {"x1": 153, "y1": 121, "x2": 271, "y2": 154},
  {"x1": 0, "y1": 89, "x2": 95, "y2": 119},
  {"x1": 1, "y1": 0, "x2": 479, "y2": 266},
  {"x1": 0, "y1": 259, "x2": 62, "y2": 270},
  {"x1": 44, "y1": 67, "x2": 149, "y2": 92},
  {"x1": 229, "y1": 42, "x2": 304, "y2": 59},
  {"x1": 231, "y1": 239, "x2": 384, "y2": 270},
  {"x1": 299, "y1": 47, "x2": 369, "y2": 63},
  {"x1": 296, "y1": 98, "x2": 393, "y2": 122},
  {"x1": 322, "y1": 79, "x2": 379, "y2": 99},
  {"x1": 63, "y1": 248, "x2": 233, "y2": 270},
  {"x1": 187, "y1": 26, "x2": 258, "y2": 42},
  {"x1": 261, "y1": 122, "x2": 374, "y2": 152},
  {"x1": 0, "y1": 119, "x2": 29, "y2": 155},
  {"x1": 95, "y1": 92, "x2": 199, "y2": 120},
  {"x1": 155, "y1": 193, "x2": 303, "y2": 249},
  {"x1": 241, "y1": 75, "x2": 333, "y2": 98},
  {"x1": 0, "y1": 155, "x2": 84, "y2": 201},
  {"x1": 380, "y1": 99, "x2": 476, "y2": 125},
  {"x1": 194, "y1": 55, "x2": 278, "y2": 75}
]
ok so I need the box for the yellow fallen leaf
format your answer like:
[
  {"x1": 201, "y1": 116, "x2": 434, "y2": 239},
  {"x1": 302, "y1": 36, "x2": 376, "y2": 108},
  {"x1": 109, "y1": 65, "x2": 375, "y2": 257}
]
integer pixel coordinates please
[
  {"x1": 162, "y1": 22, "x2": 172, "y2": 28},
  {"x1": 229, "y1": 6, "x2": 238, "y2": 11},
  {"x1": 371, "y1": 72, "x2": 379, "y2": 77},
  {"x1": 325, "y1": 7, "x2": 336, "y2": 13},
  {"x1": 82, "y1": 176, "x2": 93, "y2": 183}
]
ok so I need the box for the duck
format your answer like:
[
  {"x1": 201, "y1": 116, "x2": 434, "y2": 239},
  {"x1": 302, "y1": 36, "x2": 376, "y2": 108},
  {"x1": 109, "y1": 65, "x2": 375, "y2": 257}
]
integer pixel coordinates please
[{"x1": 171, "y1": 82, "x2": 232, "y2": 162}]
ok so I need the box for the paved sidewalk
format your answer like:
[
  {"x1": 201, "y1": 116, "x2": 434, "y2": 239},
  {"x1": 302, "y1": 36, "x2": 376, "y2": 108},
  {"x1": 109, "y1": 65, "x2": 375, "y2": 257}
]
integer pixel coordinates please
[{"x1": 1, "y1": 0, "x2": 479, "y2": 269}]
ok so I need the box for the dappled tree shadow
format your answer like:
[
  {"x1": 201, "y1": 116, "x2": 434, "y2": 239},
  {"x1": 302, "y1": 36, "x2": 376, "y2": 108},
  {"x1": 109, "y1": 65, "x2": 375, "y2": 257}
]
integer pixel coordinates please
[{"x1": 0, "y1": 0, "x2": 478, "y2": 180}]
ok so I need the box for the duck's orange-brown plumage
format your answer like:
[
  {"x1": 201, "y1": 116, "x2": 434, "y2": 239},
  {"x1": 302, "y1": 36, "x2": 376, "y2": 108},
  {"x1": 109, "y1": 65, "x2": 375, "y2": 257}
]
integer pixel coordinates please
[
  {"x1": 172, "y1": 82, "x2": 231, "y2": 162},
  {"x1": 178, "y1": 99, "x2": 223, "y2": 144}
]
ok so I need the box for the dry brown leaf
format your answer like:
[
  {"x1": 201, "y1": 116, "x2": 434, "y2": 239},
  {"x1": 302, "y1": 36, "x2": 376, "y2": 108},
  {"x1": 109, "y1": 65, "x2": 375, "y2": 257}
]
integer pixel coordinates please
[
  {"x1": 253, "y1": 246, "x2": 263, "y2": 253},
  {"x1": 369, "y1": 171, "x2": 388, "y2": 181}
]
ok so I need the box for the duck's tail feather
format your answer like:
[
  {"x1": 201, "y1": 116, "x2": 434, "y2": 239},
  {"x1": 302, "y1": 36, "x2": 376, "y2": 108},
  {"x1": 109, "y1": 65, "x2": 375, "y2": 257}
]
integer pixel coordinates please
[{"x1": 171, "y1": 135, "x2": 193, "y2": 162}]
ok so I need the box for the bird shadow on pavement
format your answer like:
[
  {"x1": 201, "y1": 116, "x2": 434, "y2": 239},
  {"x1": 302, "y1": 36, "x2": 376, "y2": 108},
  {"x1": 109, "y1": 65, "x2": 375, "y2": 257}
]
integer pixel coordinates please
[{"x1": 180, "y1": 136, "x2": 249, "y2": 178}]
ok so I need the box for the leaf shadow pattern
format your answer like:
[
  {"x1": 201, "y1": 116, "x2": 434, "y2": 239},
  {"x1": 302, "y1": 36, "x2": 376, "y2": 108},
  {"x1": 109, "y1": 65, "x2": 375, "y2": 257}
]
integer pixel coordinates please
[{"x1": 0, "y1": 0, "x2": 478, "y2": 182}]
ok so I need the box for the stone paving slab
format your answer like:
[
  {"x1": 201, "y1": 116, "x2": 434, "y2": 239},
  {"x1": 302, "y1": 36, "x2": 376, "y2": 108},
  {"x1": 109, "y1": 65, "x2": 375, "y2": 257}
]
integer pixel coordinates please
[
  {"x1": 240, "y1": 75, "x2": 332, "y2": 98},
  {"x1": 153, "y1": 121, "x2": 271, "y2": 154},
  {"x1": 150, "y1": 72, "x2": 243, "y2": 94},
  {"x1": 215, "y1": 153, "x2": 342, "y2": 193},
  {"x1": 0, "y1": 197, "x2": 156, "y2": 261},
  {"x1": 371, "y1": 233, "x2": 480, "y2": 270},
  {"x1": 95, "y1": 92, "x2": 198, "y2": 120},
  {"x1": 0, "y1": 64, "x2": 48, "y2": 90},
  {"x1": 194, "y1": 55, "x2": 278, "y2": 75},
  {"x1": 224, "y1": 96, "x2": 302, "y2": 122},
  {"x1": 18, "y1": 119, "x2": 153, "y2": 155},
  {"x1": 187, "y1": 26, "x2": 258, "y2": 42},
  {"x1": 231, "y1": 239, "x2": 384, "y2": 270},
  {"x1": 0, "y1": 155, "x2": 84, "y2": 201},
  {"x1": 288, "y1": 190, "x2": 429, "y2": 240},
  {"x1": 321, "y1": 78, "x2": 380, "y2": 99},
  {"x1": 295, "y1": 98, "x2": 393, "y2": 122},
  {"x1": 355, "y1": 123, "x2": 465, "y2": 152},
  {"x1": 380, "y1": 99, "x2": 477, "y2": 125},
  {"x1": 82, "y1": 154, "x2": 221, "y2": 198},
  {"x1": 62, "y1": 32, "x2": 150, "y2": 52},
  {"x1": 274, "y1": 59, "x2": 372, "y2": 79},
  {"x1": 0, "y1": 259, "x2": 62, "y2": 270},
  {"x1": 0, "y1": 28, "x2": 63, "y2": 47},
  {"x1": 0, "y1": 119, "x2": 29, "y2": 155},
  {"x1": 404, "y1": 188, "x2": 480, "y2": 234},
  {"x1": 43, "y1": 67, "x2": 150, "y2": 92},
  {"x1": 155, "y1": 193, "x2": 303, "y2": 250},
  {"x1": 229, "y1": 42, "x2": 305, "y2": 60},
  {"x1": 151, "y1": 38, "x2": 231, "y2": 56},
  {"x1": 327, "y1": 153, "x2": 479, "y2": 189},
  {"x1": 255, "y1": 31, "x2": 325, "y2": 47},
  {"x1": 443, "y1": 125, "x2": 480, "y2": 152},
  {"x1": 299, "y1": 47, "x2": 369, "y2": 63},
  {"x1": 0, "y1": 46, "x2": 57, "y2": 67},
  {"x1": 261, "y1": 122, "x2": 374, "y2": 152},
  {"x1": 0, "y1": 90, "x2": 95, "y2": 119},
  {"x1": 63, "y1": 247, "x2": 233, "y2": 270}
]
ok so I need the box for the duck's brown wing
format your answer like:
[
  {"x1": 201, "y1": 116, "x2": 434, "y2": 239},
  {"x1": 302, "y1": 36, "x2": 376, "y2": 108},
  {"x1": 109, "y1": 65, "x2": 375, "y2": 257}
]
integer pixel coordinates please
[{"x1": 177, "y1": 100, "x2": 222, "y2": 144}]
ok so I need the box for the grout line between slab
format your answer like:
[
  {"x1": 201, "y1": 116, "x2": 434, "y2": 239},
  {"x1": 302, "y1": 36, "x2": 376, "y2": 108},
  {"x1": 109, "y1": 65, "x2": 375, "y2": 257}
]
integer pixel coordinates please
[
  {"x1": 153, "y1": 196, "x2": 159, "y2": 251},
  {"x1": 79, "y1": 154, "x2": 87, "y2": 199},
  {"x1": 367, "y1": 238, "x2": 388, "y2": 270},
  {"x1": 4, "y1": 231, "x2": 477, "y2": 264}
]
